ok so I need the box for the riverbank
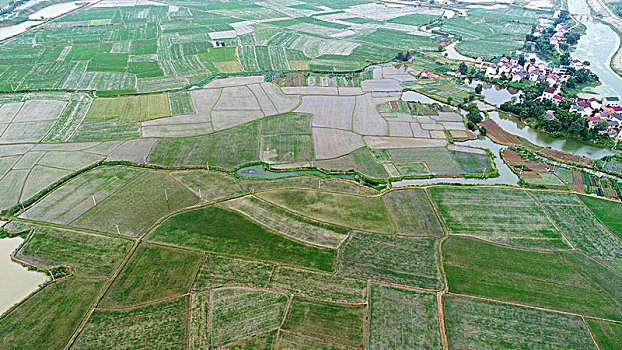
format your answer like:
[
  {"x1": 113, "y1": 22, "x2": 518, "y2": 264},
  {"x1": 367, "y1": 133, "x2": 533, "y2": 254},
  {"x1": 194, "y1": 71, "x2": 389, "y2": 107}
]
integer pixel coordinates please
[{"x1": 584, "y1": 0, "x2": 622, "y2": 76}]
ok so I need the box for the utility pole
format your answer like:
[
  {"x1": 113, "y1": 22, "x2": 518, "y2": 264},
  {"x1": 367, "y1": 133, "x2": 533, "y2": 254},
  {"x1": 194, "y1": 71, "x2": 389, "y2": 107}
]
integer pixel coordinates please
[{"x1": 115, "y1": 224, "x2": 121, "y2": 235}]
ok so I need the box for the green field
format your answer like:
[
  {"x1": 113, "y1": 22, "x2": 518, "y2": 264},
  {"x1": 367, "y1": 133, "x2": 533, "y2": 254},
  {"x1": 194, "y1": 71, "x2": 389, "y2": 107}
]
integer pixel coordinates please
[
  {"x1": 382, "y1": 188, "x2": 443, "y2": 236},
  {"x1": 445, "y1": 265, "x2": 622, "y2": 321},
  {"x1": 11, "y1": 222, "x2": 132, "y2": 277},
  {"x1": 429, "y1": 187, "x2": 569, "y2": 249},
  {"x1": 73, "y1": 170, "x2": 198, "y2": 236},
  {"x1": 337, "y1": 231, "x2": 442, "y2": 289},
  {"x1": 578, "y1": 194, "x2": 622, "y2": 239},
  {"x1": 0, "y1": 277, "x2": 104, "y2": 349},
  {"x1": 100, "y1": 243, "x2": 202, "y2": 308},
  {"x1": 146, "y1": 206, "x2": 337, "y2": 271},
  {"x1": 191, "y1": 253, "x2": 273, "y2": 291},
  {"x1": 270, "y1": 266, "x2": 367, "y2": 303},
  {"x1": 0, "y1": 1, "x2": 619, "y2": 348},
  {"x1": 257, "y1": 189, "x2": 395, "y2": 233},
  {"x1": 223, "y1": 196, "x2": 350, "y2": 248},
  {"x1": 531, "y1": 191, "x2": 622, "y2": 260},
  {"x1": 73, "y1": 297, "x2": 188, "y2": 349},
  {"x1": 368, "y1": 283, "x2": 441, "y2": 349},
  {"x1": 586, "y1": 318, "x2": 622, "y2": 350},
  {"x1": 209, "y1": 287, "x2": 289, "y2": 348},
  {"x1": 443, "y1": 236, "x2": 592, "y2": 288},
  {"x1": 282, "y1": 297, "x2": 366, "y2": 348},
  {"x1": 147, "y1": 121, "x2": 261, "y2": 169},
  {"x1": 444, "y1": 296, "x2": 596, "y2": 349}
]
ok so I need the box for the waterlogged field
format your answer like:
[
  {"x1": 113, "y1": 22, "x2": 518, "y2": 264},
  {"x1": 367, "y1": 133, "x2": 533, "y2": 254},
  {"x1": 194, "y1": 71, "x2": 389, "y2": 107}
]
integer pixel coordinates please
[{"x1": 0, "y1": 0, "x2": 621, "y2": 349}]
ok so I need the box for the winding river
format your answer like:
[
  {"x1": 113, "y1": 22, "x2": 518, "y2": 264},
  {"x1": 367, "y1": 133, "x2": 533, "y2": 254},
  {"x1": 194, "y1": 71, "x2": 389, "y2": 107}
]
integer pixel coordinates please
[{"x1": 568, "y1": 0, "x2": 622, "y2": 96}]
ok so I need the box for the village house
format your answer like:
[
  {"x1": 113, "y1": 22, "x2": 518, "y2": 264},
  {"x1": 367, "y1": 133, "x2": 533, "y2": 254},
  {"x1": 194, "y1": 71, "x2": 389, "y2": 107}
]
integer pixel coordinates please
[{"x1": 603, "y1": 97, "x2": 620, "y2": 107}]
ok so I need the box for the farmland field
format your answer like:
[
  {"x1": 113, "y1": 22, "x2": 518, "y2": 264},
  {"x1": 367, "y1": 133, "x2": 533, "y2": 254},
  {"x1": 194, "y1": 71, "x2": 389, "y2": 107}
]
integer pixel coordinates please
[
  {"x1": 100, "y1": 243, "x2": 202, "y2": 308},
  {"x1": 282, "y1": 297, "x2": 366, "y2": 348},
  {"x1": 429, "y1": 187, "x2": 569, "y2": 250},
  {"x1": 0, "y1": 0, "x2": 620, "y2": 348},
  {"x1": 209, "y1": 287, "x2": 289, "y2": 348},
  {"x1": 444, "y1": 296, "x2": 597, "y2": 349},
  {"x1": 257, "y1": 189, "x2": 395, "y2": 233},
  {"x1": 146, "y1": 206, "x2": 338, "y2": 272},
  {"x1": 337, "y1": 231, "x2": 442, "y2": 289},
  {"x1": 73, "y1": 297, "x2": 189, "y2": 350},
  {"x1": 382, "y1": 188, "x2": 443, "y2": 236},
  {"x1": 368, "y1": 283, "x2": 441, "y2": 349}
]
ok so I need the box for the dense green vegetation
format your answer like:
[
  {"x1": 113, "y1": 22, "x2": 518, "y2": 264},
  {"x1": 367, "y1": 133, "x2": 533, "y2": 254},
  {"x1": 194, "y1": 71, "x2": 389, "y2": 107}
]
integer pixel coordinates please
[
  {"x1": 100, "y1": 243, "x2": 202, "y2": 308},
  {"x1": 282, "y1": 297, "x2": 366, "y2": 348},
  {"x1": 74, "y1": 297, "x2": 189, "y2": 350},
  {"x1": 146, "y1": 206, "x2": 337, "y2": 271},
  {"x1": 0, "y1": 278, "x2": 104, "y2": 349}
]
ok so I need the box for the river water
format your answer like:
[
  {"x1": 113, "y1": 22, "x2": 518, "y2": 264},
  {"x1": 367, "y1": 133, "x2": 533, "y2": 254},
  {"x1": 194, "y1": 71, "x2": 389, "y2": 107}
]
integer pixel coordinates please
[
  {"x1": 0, "y1": 237, "x2": 46, "y2": 316},
  {"x1": 489, "y1": 111, "x2": 615, "y2": 158},
  {"x1": 568, "y1": 0, "x2": 622, "y2": 96}
]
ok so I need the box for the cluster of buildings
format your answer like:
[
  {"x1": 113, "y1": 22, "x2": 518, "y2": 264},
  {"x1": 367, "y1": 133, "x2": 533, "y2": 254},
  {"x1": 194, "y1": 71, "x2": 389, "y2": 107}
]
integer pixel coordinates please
[
  {"x1": 476, "y1": 56, "x2": 583, "y2": 84},
  {"x1": 541, "y1": 90, "x2": 622, "y2": 141},
  {"x1": 533, "y1": 22, "x2": 569, "y2": 46}
]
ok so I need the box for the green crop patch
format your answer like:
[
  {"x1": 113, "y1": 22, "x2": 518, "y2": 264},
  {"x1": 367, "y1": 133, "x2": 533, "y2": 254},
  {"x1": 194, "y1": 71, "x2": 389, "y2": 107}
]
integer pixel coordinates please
[
  {"x1": 368, "y1": 283, "x2": 441, "y2": 349},
  {"x1": 257, "y1": 189, "x2": 395, "y2": 234},
  {"x1": 0, "y1": 277, "x2": 104, "y2": 350},
  {"x1": 261, "y1": 113, "x2": 312, "y2": 135},
  {"x1": 351, "y1": 147, "x2": 388, "y2": 179},
  {"x1": 10, "y1": 222, "x2": 132, "y2": 277},
  {"x1": 228, "y1": 330, "x2": 278, "y2": 349},
  {"x1": 445, "y1": 265, "x2": 622, "y2": 321},
  {"x1": 429, "y1": 187, "x2": 568, "y2": 250},
  {"x1": 146, "y1": 206, "x2": 337, "y2": 272},
  {"x1": 443, "y1": 236, "x2": 592, "y2": 288},
  {"x1": 586, "y1": 318, "x2": 622, "y2": 350},
  {"x1": 128, "y1": 61, "x2": 163, "y2": 78},
  {"x1": 73, "y1": 296, "x2": 188, "y2": 350},
  {"x1": 168, "y1": 91, "x2": 195, "y2": 116},
  {"x1": 223, "y1": 196, "x2": 350, "y2": 248},
  {"x1": 276, "y1": 332, "x2": 352, "y2": 349},
  {"x1": 444, "y1": 295, "x2": 596, "y2": 349},
  {"x1": 147, "y1": 121, "x2": 261, "y2": 169},
  {"x1": 87, "y1": 53, "x2": 129, "y2": 72},
  {"x1": 531, "y1": 191, "x2": 622, "y2": 260},
  {"x1": 209, "y1": 287, "x2": 289, "y2": 348},
  {"x1": 100, "y1": 243, "x2": 202, "y2": 308},
  {"x1": 561, "y1": 252, "x2": 622, "y2": 309},
  {"x1": 382, "y1": 188, "x2": 443, "y2": 236},
  {"x1": 578, "y1": 194, "x2": 622, "y2": 240},
  {"x1": 191, "y1": 253, "x2": 274, "y2": 292},
  {"x1": 337, "y1": 231, "x2": 442, "y2": 290},
  {"x1": 87, "y1": 94, "x2": 171, "y2": 123},
  {"x1": 282, "y1": 297, "x2": 366, "y2": 348},
  {"x1": 269, "y1": 266, "x2": 367, "y2": 303}
]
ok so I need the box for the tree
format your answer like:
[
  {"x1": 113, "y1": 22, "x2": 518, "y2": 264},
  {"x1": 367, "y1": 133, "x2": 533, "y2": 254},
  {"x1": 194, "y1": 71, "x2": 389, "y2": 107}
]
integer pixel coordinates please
[
  {"x1": 475, "y1": 84, "x2": 483, "y2": 94},
  {"x1": 467, "y1": 121, "x2": 476, "y2": 131},
  {"x1": 479, "y1": 125, "x2": 487, "y2": 136},
  {"x1": 447, "y1": 96, "x2": 453, "y2": 105},
  {"x1": 459, "y1": 62, "x2": 468, "y2": 75}
]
